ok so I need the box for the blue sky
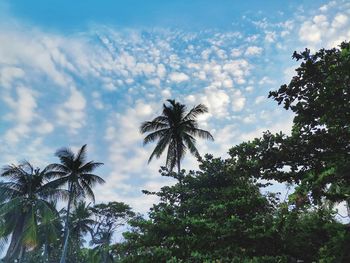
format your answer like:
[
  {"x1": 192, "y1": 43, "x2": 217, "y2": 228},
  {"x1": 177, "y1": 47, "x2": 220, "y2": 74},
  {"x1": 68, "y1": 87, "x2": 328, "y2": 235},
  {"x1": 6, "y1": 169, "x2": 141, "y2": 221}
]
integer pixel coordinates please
[{"x1": 0, "y1": 0, "x2": 349, "y2": 218}]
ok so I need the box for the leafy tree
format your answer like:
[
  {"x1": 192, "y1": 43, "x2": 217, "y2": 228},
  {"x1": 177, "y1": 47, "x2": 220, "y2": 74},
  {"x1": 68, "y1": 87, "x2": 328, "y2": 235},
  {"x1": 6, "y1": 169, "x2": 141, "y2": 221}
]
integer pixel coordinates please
[
  {"x1": 117, "y1": 156, "x2": 282, "y2": 262},
  {"x1": 273, "y1": 203, "x2": 347, "y2": 262},
  {"x1": 49, "y1": 144, "x2": 105, "y2": 263},
  {"x1": 230, "y1": 42, "x2": 350, "y2": 206},
  {"x1": 117, "y1": 155, "x2": 347, "y2": 262},
  {"x1": 90, "y1": 202, "x2": 135, "y2": 263},
  {"x1": 0, "y1": 161, "x2": 65, "y2": 262},
  {"x1": 228, "y1": 42, "x2": 350, "y2": 261},
  {"x1": 269, "y1": 41, "x2": 350, "y2": 205},
  {"x1": 140, "y1": 99, "x2": 214, "y2": 173}
]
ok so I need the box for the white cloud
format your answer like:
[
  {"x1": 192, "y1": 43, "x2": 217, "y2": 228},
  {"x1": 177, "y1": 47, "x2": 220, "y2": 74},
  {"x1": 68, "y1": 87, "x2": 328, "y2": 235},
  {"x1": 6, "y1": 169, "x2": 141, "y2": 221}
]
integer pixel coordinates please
[
  {"x1": 231, "y1": 48, "x2": 242, "y2": 57},
  {"x1": 242, "y1": 114, "x2": 256, "y2": 124},
  {"x1": 298, "y1": 6, "x2": 350, "y2": 49},
  {"x1": 0, "y1": 67, "x2": 24, "y2": 88},
  {"x1": 240, "y1": 115, "x2": 293, "y2": 142},
  {"x1": 36, "y1": 121, "x2": 54, "y2": 134},
  {"x1": 232, "y1": 90, "x2": 246, "y2": 112},
  {"x1": 169, "y1": 72, "x2": 189, "y2": 83},
  {"x1": 161, "y1": 88, "x2": 172, "y2": 98},
  {"x1": 255, "y1": 95, "x2": 266, "y2": 104},
  {"x1": 245, "y1": 86, "x2": 254, "y2": 92},
  {"x1": 202, "y1": 87, "x2": 230, "y2": 117},
  {"x1": 222, "y1": 78, "x2": 233, "y2": 88},
  {"x1": 157, "y1": 64, "x2": 166, "y2": 79},
  {"x1": 3, "y1": 86, "x2": 37, "y2": 144},
  {"x1": 0, "y1": 30, "x2": 72, "y2": 87},
  {"x1": 259, "y1": 76, "x2": 274, "y2": 85},
  {"x1": 245, "y1": 46, "x2": 263, "y2": 56},
  {"x1": 56, "y1": 87, "x2": 86, "y2": 133},
  {"x1": 265, "y1": 31, "x2": 277, "y2": 43},
  {"x1": 223, "y1": 59, "x2": 250, "y2": 84},
  {"x1": 92, "y1": 91, "x2": 104, "y2": 110}
]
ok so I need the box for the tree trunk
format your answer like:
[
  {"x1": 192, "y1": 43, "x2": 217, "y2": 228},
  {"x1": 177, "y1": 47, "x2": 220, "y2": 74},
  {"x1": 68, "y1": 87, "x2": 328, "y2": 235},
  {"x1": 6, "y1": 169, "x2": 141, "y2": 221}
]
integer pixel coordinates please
[
  {"x1": 177, "y1": 142, "x2": 181, "y2": 174},
  {"x1": 17, "y1": 246, "x2": 25, "y2": 263},
  {"x1": 43, "y1": 242, "x2": 49, "y2": 262},
  {"x1": 103, "y1": 247, "x2": 108, "y2": 263},
  {"x1": 59, "y1": 184, "x2": 73, "y2": 263}
]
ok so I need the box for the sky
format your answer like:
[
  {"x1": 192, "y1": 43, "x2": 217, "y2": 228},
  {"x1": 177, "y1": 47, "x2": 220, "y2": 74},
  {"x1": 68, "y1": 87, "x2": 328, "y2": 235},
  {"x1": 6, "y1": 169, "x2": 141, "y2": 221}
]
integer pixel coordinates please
[{"x1": 0, "y1": 0, "x2": 349, "y2": 219}]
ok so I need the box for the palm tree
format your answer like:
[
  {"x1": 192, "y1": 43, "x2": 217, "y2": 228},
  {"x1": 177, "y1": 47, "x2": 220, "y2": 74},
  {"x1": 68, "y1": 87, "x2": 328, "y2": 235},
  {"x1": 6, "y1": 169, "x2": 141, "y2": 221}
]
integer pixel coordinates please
[
  {"x1": 68, "y1": 201, "x2": 96, "y2": 262},
  {"x1": 140, "y1": 99, "x2": 214, "y2": 173},
  {"x1": 70, "y1": 201, "x2": 95, "y2": 246},
  {"x1": 0, "y1": 161, "x2": 65, "y2": 262},
  {"x1": 38, "y1": 201, "x2": 62, "y2": 262},
  {"x1": 49, "y1": 144, "x2": 104, "y2": 263}
]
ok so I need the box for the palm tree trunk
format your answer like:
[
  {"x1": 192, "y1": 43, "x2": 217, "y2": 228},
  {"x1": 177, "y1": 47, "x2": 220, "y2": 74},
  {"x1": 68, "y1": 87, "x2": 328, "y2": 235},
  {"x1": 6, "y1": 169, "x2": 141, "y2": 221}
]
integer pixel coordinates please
[
  {"x1": 103, "y1": 247, "x2": 108, "y2": 263},
  {"x1": 177, "y1": 143, "x2": 181, "y2": 174},
  {"x1": 43, "y1": 242, "x2": 49, "y2": 262},
  {"x1": 18, "y1": 246, "x2": 25, "y2": 263},
  {"x1": 60, "y1": 184, "x2": 73, "y2": 263}
]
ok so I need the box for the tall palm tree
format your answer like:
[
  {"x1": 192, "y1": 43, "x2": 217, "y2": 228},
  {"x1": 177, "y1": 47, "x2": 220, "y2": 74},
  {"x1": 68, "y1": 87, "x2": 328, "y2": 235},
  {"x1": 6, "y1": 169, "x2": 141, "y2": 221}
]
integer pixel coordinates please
[
  {"x1": 140, "y1": 99, "x2": 214, "y2": 173},
  {"x1": 49, "y1": 144, "x2": 104, "y2": 263},
  {"x1": 0, "y1": 161, "x2": 65, "y2": 262}
]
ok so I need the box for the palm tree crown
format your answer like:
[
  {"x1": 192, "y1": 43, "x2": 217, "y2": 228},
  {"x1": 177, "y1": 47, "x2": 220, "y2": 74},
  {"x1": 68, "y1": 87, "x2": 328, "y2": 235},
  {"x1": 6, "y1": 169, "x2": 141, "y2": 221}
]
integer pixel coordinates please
[
  {"x1": 49, "y1": 144, "x2": 104, "y2": 263},
  {"x1": 50, "y1": 144, "x2": 105, "y2": 202},
  {"x1": 0, "y1": 161, "x2": 64, "y2": 261},
  {"x1": 140, "y1": 99, "x2": 214, "y2": 173}
]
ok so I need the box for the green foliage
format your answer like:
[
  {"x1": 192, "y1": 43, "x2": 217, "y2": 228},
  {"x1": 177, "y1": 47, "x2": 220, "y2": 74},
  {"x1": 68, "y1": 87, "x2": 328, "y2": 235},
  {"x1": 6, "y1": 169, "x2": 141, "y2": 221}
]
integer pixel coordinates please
[
  {"x1": 117, "y1": 156, "x2": 282, "y2": 261},
  {"x1": 117, "y1": 155, "x2": 347, "y2": 262},
  {"x1": 0, "y1": 162, "x2": 65, "y2": 262},
  {"x1": 230, "y1": 42, "x2": 350, "y2": 205}
]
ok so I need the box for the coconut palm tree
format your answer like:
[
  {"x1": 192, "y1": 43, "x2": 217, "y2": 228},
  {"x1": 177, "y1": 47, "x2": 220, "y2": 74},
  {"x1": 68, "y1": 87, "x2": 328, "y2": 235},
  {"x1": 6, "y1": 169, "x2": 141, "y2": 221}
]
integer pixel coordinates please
[
  {"x1": 67, "y1": 201, "x2": 96, "y2": 262},
  {"x1": 49, "y1": 144, "x2": 104, "y2": 263},
  {"x1": 70, "y1": 201, "x2": 95, "y2": 246},
  {"x1": 140, "y1": 99, "x2": 214, "y2": 173},
  {"x1": 0, "y1": 161, "x2": 65, "y2": 262}
]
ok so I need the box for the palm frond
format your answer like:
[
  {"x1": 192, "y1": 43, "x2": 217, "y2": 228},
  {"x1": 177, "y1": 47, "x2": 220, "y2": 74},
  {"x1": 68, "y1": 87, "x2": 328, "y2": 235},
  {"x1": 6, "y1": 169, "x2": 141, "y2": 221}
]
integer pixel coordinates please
[
  {"x1": 0, "y1": 182, "x2": 21, "y2": 201},
  {"x1": 148, "y1": 133, "x2": 172, "y2": 163},
  {"x1": 75, "y1": 144, "x2": 88, "y2": 164},
  {"x1": 183, "y1": 133, "x2": 200, "y2": 157},
  {"x1": 37, "y1": 186, "x2": 69, "y2": 201},
  {"x1": 166, "y1": 140, "x2": 177, "y2": 171},
  {"x1": 22, "y1": 209, "x2": 38, "y2": 249},
  {"x1": 140, "y1": 121, "x2": 168, "y2": 134},
  {"x1": 43, "y1": 176, "x2": 70, "y2": 191},
  {"x1": 183, "y1": 104, "x2": 208, "y2": 121},
  {"x1": 81, "y1": 173, "x2": 105, "y2": 187},
  {"x1": 0, "y1": 197, "x2": 23, "y2": 216},
  {"x1": 185, "y1": 127, "x2": 214, "y2": 141},
  {"x1": 79, "y1": 161, "x2": 104, "y2": 174},
  {"x1": 143, "y1": 129, "x2": 169, "y2": 145},
  {"x1": 55, "y1": 147, "x2": 75, "y2": 167},
  {"x1": 80, "y1": 181, "x2": 96, "y2": 203}
]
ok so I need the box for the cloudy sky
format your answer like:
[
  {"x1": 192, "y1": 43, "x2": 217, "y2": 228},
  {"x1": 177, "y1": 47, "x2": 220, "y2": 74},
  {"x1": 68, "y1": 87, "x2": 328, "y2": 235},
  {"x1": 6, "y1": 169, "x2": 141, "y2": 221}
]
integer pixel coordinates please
[{"x1": 0, "y1": 0, "x2": 349, "y2": 214}]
